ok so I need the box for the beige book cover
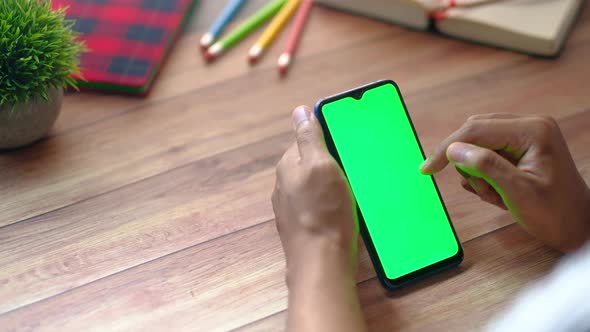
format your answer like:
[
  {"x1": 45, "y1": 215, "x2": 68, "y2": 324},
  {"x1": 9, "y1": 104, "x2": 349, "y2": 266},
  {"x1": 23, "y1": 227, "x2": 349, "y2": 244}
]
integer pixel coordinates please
[
  {"x1": 314, "y1": 0, "x2": 583, "y2": 56},
  {"x1": 436, "y1": 0, "x2": 583, "y2": 56},
  {"x1": 313, "y1": 0, "x2": 437, "y2": 30}
]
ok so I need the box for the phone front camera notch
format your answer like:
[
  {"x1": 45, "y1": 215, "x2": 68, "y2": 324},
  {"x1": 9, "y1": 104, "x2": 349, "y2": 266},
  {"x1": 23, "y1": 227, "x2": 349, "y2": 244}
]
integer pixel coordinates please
[{"x1": 352, "y1": 89, "x2": 364, "y2": 101}]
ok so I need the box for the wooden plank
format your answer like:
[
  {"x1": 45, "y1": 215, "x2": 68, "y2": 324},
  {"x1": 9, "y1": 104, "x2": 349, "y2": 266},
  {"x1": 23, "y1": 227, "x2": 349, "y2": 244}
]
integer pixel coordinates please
[
  {"x1": 6, "y1": 16, "x2": 590, "y2": 226},
  {"x1": 0, "y1": 20, "x2": 535, "y2": 226},
  {"x1": 233, "y1": 311, "x2": 286, "y2": 332},
  {"x1": 0, "y1": 222, "x2": 561, "y2": 332},
  {"x1": 0, "y1": 137, "x2": 482, "y2": 312},
  {"x1": 1, "y1": 30, "x2": 589, "y2": 316},
  {"x1": 238, "y1": 111, "x2": 590, "y2": 331},
  {"x1": 0, "y1": 119, "x2": 504, "y2": 313},
  {"x1": 1, "y1": 108, "x2": 588, "y2": 324},
  {"x1": 0, "y1": 220, "x2": 286, "y2": 332},
  {"x1": 359, "y1": 226, "x2": 561, "y2": 332},
  {"x1": 13, "y1": 6, "x2": 590, "y2": 230},
  {"x1": 52, "y1": 7, "x2": 400, "y2": 135},
  {"x1": 239, "y1": 224, "x2": 561, "y2": 332},
  {"x1": 0, "y1": 133, "x2": 288, "y2": 314},
  {"x1": 2, "y1": 94, "x2": 588, "y2": 314},
  {"x1": 54, "y1": 3, "x2": 590, "y2": 136},
  {"x1": 1, "y1": 8, "x2": 589, "y2": 330}
]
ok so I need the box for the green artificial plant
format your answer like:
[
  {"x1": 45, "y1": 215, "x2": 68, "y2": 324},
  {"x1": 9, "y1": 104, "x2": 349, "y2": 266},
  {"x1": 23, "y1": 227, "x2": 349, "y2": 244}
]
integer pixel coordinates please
[{"x1": 0, "y1": 0, "x2": 85, "y2": 109}]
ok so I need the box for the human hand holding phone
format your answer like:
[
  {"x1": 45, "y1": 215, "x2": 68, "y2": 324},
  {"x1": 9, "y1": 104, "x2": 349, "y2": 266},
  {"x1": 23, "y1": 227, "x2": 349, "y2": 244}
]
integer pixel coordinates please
[
  {"x1": 272, "y1": 105, "x2": 358, "y2": 278},
  {"x1": 421, "y1": 114, "x2": 590, "y2": 253},
  {"x1": 272, "y1": 106, "x2": 367, "y2": 332}
]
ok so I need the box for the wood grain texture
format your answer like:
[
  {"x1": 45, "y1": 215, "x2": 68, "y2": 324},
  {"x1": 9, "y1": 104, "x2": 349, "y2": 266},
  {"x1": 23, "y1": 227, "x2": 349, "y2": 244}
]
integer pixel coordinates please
[
  {"x1": 1, "y1": 1, "x2": 589, "y2": 331},
  {"x1": 53, "y1": 7, "x2": 397, "y2": 136},
  {"x1": 237, "y1": 111, "x2": 590, "y2": 332},
  {"x1": 236, "y1": 225, "x2": 562, "y2": 332},
  {"x1": 0, "y1": 223, "x2": 561, "y2": 332},
  {"x1": 2, "y1": 108, "x2": 588, "y2": 317}
]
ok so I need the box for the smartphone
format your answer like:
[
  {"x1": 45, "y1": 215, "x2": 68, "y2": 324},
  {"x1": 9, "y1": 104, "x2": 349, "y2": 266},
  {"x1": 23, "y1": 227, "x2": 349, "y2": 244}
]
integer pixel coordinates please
[{"x1": 315, "y1": 80, "x2": 463, "y2": 290}]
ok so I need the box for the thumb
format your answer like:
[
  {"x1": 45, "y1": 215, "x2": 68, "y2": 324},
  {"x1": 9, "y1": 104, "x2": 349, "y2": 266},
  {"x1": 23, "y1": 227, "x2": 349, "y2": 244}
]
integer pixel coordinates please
[
  {"x1": 292, "y1": 105, "x2": 327, "y2": 160},
  {"x1": 447, "y1": 142, "x2": 521, "y2": 201}
]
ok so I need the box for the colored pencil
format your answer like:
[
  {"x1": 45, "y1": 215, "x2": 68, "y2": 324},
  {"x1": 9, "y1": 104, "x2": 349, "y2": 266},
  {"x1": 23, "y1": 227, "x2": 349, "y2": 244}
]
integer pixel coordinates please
[
  {"x1": 205, "y1": 0, "x2": 287, "y2": 62},
  {"x1": 248, "y1": 0, "x2": 301, "y2": 64},
  {"x1": 277, "y1": 0, "x2": 312, "y2": 75},
  {"x1": 200, "y1": 0, "x2": 248, "y2": 49}
]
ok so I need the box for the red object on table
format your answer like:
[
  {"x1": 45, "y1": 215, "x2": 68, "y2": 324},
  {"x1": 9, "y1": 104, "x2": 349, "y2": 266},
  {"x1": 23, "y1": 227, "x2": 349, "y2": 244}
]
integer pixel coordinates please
[
  {"x1": 52, "y1": 0, "x2": 197, "y2": 94},
  {"x1": 277, "y1": 0, "x2": 313, "y2": 75}
]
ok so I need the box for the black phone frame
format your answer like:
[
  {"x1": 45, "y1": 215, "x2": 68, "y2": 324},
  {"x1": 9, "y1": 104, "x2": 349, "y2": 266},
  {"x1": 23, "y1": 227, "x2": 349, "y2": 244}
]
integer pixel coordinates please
[{"x1": 314, "y1": 79, "x2": 464, "y2": 291}]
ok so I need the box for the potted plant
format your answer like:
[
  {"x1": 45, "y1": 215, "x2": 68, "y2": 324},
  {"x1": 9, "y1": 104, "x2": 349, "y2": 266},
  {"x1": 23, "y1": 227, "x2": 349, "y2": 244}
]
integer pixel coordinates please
[{"x1": 0, "y1": 0, "x2": 84, "y2": 150}]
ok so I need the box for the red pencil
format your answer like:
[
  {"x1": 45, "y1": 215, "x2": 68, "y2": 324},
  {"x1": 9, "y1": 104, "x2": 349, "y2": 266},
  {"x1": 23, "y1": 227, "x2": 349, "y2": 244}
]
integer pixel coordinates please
[{"x1": 277, "y1": 0, "x2": 313, "y2": 75}]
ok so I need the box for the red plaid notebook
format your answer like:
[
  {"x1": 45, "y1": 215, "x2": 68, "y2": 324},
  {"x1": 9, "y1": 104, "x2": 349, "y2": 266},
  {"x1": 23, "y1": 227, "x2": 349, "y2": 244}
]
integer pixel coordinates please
[{"x1": 52, "y1": 0, "x2": 197, "y2": 95}]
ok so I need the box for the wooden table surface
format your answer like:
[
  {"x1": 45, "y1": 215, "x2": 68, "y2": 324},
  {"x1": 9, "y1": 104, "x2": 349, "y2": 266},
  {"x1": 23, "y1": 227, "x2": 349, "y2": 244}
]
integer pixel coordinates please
[{"x1": 1, "y1": 1, "x2": 590, "y2": 331}]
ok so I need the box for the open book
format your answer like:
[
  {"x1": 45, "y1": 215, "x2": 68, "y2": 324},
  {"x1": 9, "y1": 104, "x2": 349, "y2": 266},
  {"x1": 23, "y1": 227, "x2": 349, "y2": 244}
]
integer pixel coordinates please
[{"x1": 314, "y1": 0, "x2": 583, "y2": 56}]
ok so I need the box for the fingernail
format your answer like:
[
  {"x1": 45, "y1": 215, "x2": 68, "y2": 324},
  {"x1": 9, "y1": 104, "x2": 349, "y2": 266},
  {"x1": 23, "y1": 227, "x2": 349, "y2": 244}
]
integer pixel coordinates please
[
  {"x1": 419, "y1": 157, "x2": 431, "y2": 174},
  {"x1": 292, "y1": 106, "x2": 311, "y2": 128},
  {"x1": 448, "y1": 143, "x2": 469, "y2": 163}
]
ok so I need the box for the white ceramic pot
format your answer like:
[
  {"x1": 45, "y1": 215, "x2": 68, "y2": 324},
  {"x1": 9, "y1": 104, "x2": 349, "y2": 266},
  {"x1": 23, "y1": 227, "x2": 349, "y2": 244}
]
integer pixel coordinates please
[{"x1": 0, "y1": 88, "x2": 63, "y2": 150}]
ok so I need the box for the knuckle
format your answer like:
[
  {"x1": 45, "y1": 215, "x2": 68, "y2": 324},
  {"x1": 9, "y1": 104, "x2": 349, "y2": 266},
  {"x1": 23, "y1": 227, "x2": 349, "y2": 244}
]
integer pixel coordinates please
[
  {"x1": 460, "y1": 121, "x2": 480, "y2": 140},
  {"x1": 530, "y1": 172, "x2": 553, "y2": 196},
  {"x1": 297, "y1": 136, "x2": 313, "y2": 151},
  {"x1": 467, "y1": 114, "x2": 484, "y2": 122},
  {"x1": 534, "y1": 180, "x2": 550, "y2": 197},
  {"x1": 296, "y1": 124, "x2": 314, "y2": 143},
  {"x1": 314, "y1": 157, "x2": 339, "y2": 174},
  {"x1": 533, "y1": 116, "x2": 558, "y2": 137},
  {"x1": 468, "y1": 113, "x2": 510, "y2": 122},
  {"x1": 472, "y1": 149, "x2": 497, "y2": 170},
  {"x1": 300, "y1": 157, "x2": 340, "y2": 183},
  {"x1": 530, "y1": 116, "x2": 560, "y2": 153}
]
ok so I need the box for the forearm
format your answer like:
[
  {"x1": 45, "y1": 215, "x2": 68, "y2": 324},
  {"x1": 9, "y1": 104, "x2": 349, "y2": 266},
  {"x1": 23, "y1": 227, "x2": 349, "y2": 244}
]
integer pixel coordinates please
[{"x1": 286, "y1": 239, "x2": 368, "y2": 332}]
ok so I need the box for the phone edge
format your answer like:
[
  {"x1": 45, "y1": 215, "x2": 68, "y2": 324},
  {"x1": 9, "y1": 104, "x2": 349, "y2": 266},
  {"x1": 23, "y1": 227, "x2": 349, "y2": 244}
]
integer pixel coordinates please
[{"x1": 314, "y1": 79, "x2": 464, "y2": 291}]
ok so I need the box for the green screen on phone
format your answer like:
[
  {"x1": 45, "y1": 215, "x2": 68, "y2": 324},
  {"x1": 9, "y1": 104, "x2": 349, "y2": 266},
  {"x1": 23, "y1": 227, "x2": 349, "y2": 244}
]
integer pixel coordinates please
[{"x1": 320, "y1": 82, "x2": 460, "y2": 280}]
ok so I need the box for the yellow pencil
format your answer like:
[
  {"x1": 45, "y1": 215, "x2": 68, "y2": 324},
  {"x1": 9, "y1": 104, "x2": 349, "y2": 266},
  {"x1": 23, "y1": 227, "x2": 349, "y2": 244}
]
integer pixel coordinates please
[{"x1": 248, "y1": 0, "x2": 301, "y2": 63}]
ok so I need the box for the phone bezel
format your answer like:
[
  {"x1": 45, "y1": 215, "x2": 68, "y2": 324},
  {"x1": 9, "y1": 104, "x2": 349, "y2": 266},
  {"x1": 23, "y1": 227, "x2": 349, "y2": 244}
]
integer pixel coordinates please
[{"x1": 314, "y1": 79, "x2": 464, "y2": 291}]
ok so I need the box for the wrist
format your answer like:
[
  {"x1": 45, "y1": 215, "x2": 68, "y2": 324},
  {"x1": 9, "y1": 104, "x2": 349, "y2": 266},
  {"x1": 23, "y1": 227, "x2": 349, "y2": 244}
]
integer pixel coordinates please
[
  {"x1": 286, "y1": 236, "x2": 357, "y2": 291},
  {"x1": 285, "y1": 238, "x2": 367, "y2": 332}
]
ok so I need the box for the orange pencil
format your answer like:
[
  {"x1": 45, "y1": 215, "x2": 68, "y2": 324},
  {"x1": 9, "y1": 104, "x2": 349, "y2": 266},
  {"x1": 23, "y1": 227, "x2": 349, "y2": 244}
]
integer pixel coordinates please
[{"x1": 277, "y1": 0, "x2": 313, "y2": 75}]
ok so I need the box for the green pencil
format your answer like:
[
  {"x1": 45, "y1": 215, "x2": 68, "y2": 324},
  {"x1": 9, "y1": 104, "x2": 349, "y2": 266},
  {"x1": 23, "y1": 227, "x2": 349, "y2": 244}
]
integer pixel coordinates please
[{"x1": 205, "y1": 0, "x2": 287, "y2": 61}]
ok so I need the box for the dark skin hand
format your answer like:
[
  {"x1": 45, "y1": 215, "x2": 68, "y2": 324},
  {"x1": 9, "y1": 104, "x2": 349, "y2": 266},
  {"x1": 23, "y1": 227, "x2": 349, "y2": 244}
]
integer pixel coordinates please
[
  {"x1": 273, "y1": 109, "x2": 590, "y2": 332},
  {"x1": 421, "y1": 113, "x2": 590, "y2": 253}
]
